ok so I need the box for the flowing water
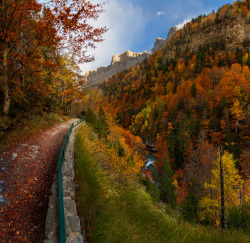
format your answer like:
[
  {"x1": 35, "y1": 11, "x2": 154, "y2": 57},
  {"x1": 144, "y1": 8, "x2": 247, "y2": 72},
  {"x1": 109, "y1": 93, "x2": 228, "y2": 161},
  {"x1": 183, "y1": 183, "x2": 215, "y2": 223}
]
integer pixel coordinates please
[{"x1": 145, "y1": 154, "x2": 156, "y2": 168}]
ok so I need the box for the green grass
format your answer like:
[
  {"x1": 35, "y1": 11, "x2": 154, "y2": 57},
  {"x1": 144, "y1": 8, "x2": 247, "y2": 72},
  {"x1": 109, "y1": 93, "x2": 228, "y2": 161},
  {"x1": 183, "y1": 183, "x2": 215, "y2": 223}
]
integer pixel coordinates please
[{"x1": 75, "y1": 125, "x2": 250, "y2": 243}]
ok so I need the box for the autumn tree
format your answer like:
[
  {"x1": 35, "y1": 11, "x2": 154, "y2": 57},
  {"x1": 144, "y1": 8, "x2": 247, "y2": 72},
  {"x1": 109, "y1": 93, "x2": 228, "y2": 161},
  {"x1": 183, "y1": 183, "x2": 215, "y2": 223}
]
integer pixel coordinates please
[
  {"x1": 230, "y1": 99, "x2": 246, "y2": 135},
  {"x1": 0, "y1": 0, "x2": 106, "y2": 116},
  {"x1": 200, "y1": 151, "x2": 245, "y2": 226},
  {"x1": 155, "y1": 133, "x2": 168, "y2": 168},
  {"x1": 173, "y1": 169, "x2": 188, "y2": 205},
  {"x1": 51, "y1": 55, "x2": 85, "y2": 114},
  {"x1": 185, "y1": 140, "x2": 218, "y2": 186}
]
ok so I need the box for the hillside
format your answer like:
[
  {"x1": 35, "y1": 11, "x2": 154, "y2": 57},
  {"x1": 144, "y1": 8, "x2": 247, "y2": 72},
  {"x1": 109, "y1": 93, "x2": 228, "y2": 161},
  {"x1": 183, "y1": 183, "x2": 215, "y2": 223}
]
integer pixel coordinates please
[
  {"x1": 163, "y1": 9, "x2": 249, "y2": 59},
  {"x1": 84, "y1": 0, "x2": 250, "y2": 232}
]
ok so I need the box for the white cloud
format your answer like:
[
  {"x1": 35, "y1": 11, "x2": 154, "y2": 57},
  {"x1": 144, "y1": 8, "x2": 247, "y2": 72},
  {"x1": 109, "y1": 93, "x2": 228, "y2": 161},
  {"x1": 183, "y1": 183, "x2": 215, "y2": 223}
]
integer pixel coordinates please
[
  {"x1": 79, "y1": 0, "x2": 145, "y2": 75},
  {"x1": 176, "y1": 18, "x2": 191, "y2": 29},
  {"x1": 156, "y1": 11, "x2": 164, "y2": 16}
]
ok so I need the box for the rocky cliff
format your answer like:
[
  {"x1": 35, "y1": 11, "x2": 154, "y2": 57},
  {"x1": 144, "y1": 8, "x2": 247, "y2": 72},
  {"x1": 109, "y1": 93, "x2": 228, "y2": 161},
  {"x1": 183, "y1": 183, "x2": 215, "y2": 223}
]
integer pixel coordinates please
[
  {"x1": 85, "y1": 27, "x2": 179, "y2": 87},
  {"x1": 166, "y1": 26, "x2": 179, "y2": 41},
  {"x1": 151, "y1": 38, "x2": 166, "y2": 53},
  {"x1": 151, "y1": 27, "x2": 179, "y2": 53},
  {"x1": 85, "y1": 50, "x2": 150, "y2": 87}
]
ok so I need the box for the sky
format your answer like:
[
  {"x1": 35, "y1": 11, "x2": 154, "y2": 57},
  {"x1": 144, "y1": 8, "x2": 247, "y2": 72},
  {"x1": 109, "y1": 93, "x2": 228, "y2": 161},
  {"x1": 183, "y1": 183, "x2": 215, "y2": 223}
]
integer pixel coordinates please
[{"x1": 80, "y1": 0, "x2": 236, "y2": 74}]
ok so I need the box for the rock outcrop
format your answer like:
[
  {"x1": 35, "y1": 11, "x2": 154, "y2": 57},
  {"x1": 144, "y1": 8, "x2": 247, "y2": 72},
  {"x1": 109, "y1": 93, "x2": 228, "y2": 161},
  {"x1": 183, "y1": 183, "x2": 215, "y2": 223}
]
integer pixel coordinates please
[
  {"x1": 151, "y1": 27, "x2": 179, "y2": 53},
  {"x1": 85, "y1": 50, "x2": 150, "y2": 87},
  {"x1": 85, "y1": 13, "x2": 249, "y2": 88},
  {"x1": 151, "y1": 38, "x2": 166, "y2": 53},
  {"x1": 166, "y1": 26, "x2": 179, "y2": 41}
]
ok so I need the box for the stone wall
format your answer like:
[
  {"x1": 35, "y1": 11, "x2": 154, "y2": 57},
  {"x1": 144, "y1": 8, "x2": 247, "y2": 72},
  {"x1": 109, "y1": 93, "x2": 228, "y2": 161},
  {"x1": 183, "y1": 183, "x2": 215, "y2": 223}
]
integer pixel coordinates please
[{"x1": 44, "y1": 122, "x2": 84, "y2": 243}]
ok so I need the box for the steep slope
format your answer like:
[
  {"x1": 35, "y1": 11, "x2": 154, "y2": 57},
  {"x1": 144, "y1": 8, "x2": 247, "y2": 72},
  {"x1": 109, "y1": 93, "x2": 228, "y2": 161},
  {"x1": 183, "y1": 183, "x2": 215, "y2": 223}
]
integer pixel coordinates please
[{"x1": 75, "y1": 123, "x2": 250, "y2": 242}]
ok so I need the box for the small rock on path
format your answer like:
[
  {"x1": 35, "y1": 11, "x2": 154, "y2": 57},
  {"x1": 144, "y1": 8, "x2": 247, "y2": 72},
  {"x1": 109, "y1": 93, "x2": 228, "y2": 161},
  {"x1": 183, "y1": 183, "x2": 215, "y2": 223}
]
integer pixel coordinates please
[{"x1": 0, "y1": 118, "x2": 78, "y2": 242}]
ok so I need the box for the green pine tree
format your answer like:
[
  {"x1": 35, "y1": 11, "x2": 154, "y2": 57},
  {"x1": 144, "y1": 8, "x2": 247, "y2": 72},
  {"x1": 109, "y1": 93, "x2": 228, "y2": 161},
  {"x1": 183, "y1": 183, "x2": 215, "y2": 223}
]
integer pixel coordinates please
[{"x1": 158, "y1": 156, "x2": 176, "y2": 207}]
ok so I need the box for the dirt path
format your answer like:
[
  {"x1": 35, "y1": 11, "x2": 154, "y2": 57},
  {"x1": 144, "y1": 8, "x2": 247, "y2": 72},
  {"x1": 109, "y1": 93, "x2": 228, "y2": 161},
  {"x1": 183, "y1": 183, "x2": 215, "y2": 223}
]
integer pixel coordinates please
[{"x1": 0, "y1": 118, "x2": 78, "y2": 242}]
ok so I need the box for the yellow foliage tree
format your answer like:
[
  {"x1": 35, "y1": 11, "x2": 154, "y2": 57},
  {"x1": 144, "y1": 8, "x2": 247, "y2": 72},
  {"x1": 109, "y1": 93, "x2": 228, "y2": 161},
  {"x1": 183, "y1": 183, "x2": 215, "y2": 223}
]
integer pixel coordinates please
[
  {"x1": 242, "y1": 53, "x2": 248, "y2": 65},
  {"x1": 200, "y1": 151, "x2": 246, "y2": 226},
  {"x1": 230, "y1": 99, "x2": 246, "y2": 134}
]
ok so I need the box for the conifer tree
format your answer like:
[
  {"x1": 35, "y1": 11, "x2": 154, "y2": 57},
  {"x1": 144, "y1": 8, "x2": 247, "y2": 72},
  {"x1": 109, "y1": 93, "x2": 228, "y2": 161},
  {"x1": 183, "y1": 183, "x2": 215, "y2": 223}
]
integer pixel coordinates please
[
  {"x1": 158, "y1": 156, "x2": 176, "y2": 206},
  {"x1": 98, "y1": 107, "x2": 110, "y2": 140}
]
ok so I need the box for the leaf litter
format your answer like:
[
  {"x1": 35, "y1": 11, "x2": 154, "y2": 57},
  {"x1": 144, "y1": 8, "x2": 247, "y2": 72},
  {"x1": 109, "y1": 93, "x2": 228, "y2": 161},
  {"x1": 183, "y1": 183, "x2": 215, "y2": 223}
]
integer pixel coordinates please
[{"x1": 0, "y1": 119, "x2": 77, "y2": 242}]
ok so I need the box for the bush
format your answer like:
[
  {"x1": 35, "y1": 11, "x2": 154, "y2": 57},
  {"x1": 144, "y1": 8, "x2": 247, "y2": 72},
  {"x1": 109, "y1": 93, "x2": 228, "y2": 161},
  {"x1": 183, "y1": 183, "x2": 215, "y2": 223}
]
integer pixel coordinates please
[
  {"x1": 144, "y1": 176, "x2": 160, "y2": 202},
  {"x1": 227, "y1": 203, "x2": 250, "y2": 233}
]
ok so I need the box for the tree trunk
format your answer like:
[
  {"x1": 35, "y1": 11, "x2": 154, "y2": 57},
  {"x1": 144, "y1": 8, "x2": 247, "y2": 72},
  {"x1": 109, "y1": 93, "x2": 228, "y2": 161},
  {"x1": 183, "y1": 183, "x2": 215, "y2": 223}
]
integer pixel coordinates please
[{"x1": 3, "y1": 42, "x2": 11, "y2": 116}]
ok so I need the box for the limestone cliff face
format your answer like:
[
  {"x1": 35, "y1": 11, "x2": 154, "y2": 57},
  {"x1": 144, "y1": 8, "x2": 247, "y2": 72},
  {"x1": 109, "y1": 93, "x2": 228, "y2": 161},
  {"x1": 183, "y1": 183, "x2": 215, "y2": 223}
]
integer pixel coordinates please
[
  {"x1": 86, "y1": 50, "x2": 150, "y2": 87},
  {"x1": 151, "y1": 27, "x2": 179, "y2": 53},
  {"x1": 151, "y1": 38, "x2": 166, "y2": 53},
  {"x1": 166, "y1": 27, "x2": 179, "y2": 41}
]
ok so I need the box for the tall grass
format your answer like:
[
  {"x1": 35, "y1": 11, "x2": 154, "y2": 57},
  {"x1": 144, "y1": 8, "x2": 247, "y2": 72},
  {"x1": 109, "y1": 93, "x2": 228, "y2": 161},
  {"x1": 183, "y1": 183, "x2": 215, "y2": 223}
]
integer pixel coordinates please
[{"x1": 75, "y1": 124, "x2": 249, "y2": 243}]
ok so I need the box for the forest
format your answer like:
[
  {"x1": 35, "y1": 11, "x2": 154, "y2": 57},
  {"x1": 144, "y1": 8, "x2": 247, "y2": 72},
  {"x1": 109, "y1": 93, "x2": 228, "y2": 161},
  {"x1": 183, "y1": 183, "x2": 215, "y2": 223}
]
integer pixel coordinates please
[{"x1": 86, "y1": 0, "x2": 250, "y2": 231}]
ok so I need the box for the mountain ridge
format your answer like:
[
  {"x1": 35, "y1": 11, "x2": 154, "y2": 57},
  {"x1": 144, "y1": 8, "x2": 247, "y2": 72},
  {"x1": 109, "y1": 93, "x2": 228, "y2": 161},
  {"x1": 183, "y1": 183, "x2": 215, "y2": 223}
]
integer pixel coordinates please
[
  {"x1": 85, "y1": 50, "x2": 150, "y2": 87},
  {"x1": 84, "y1": 27, "x2": 179, "y2": 87}
]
